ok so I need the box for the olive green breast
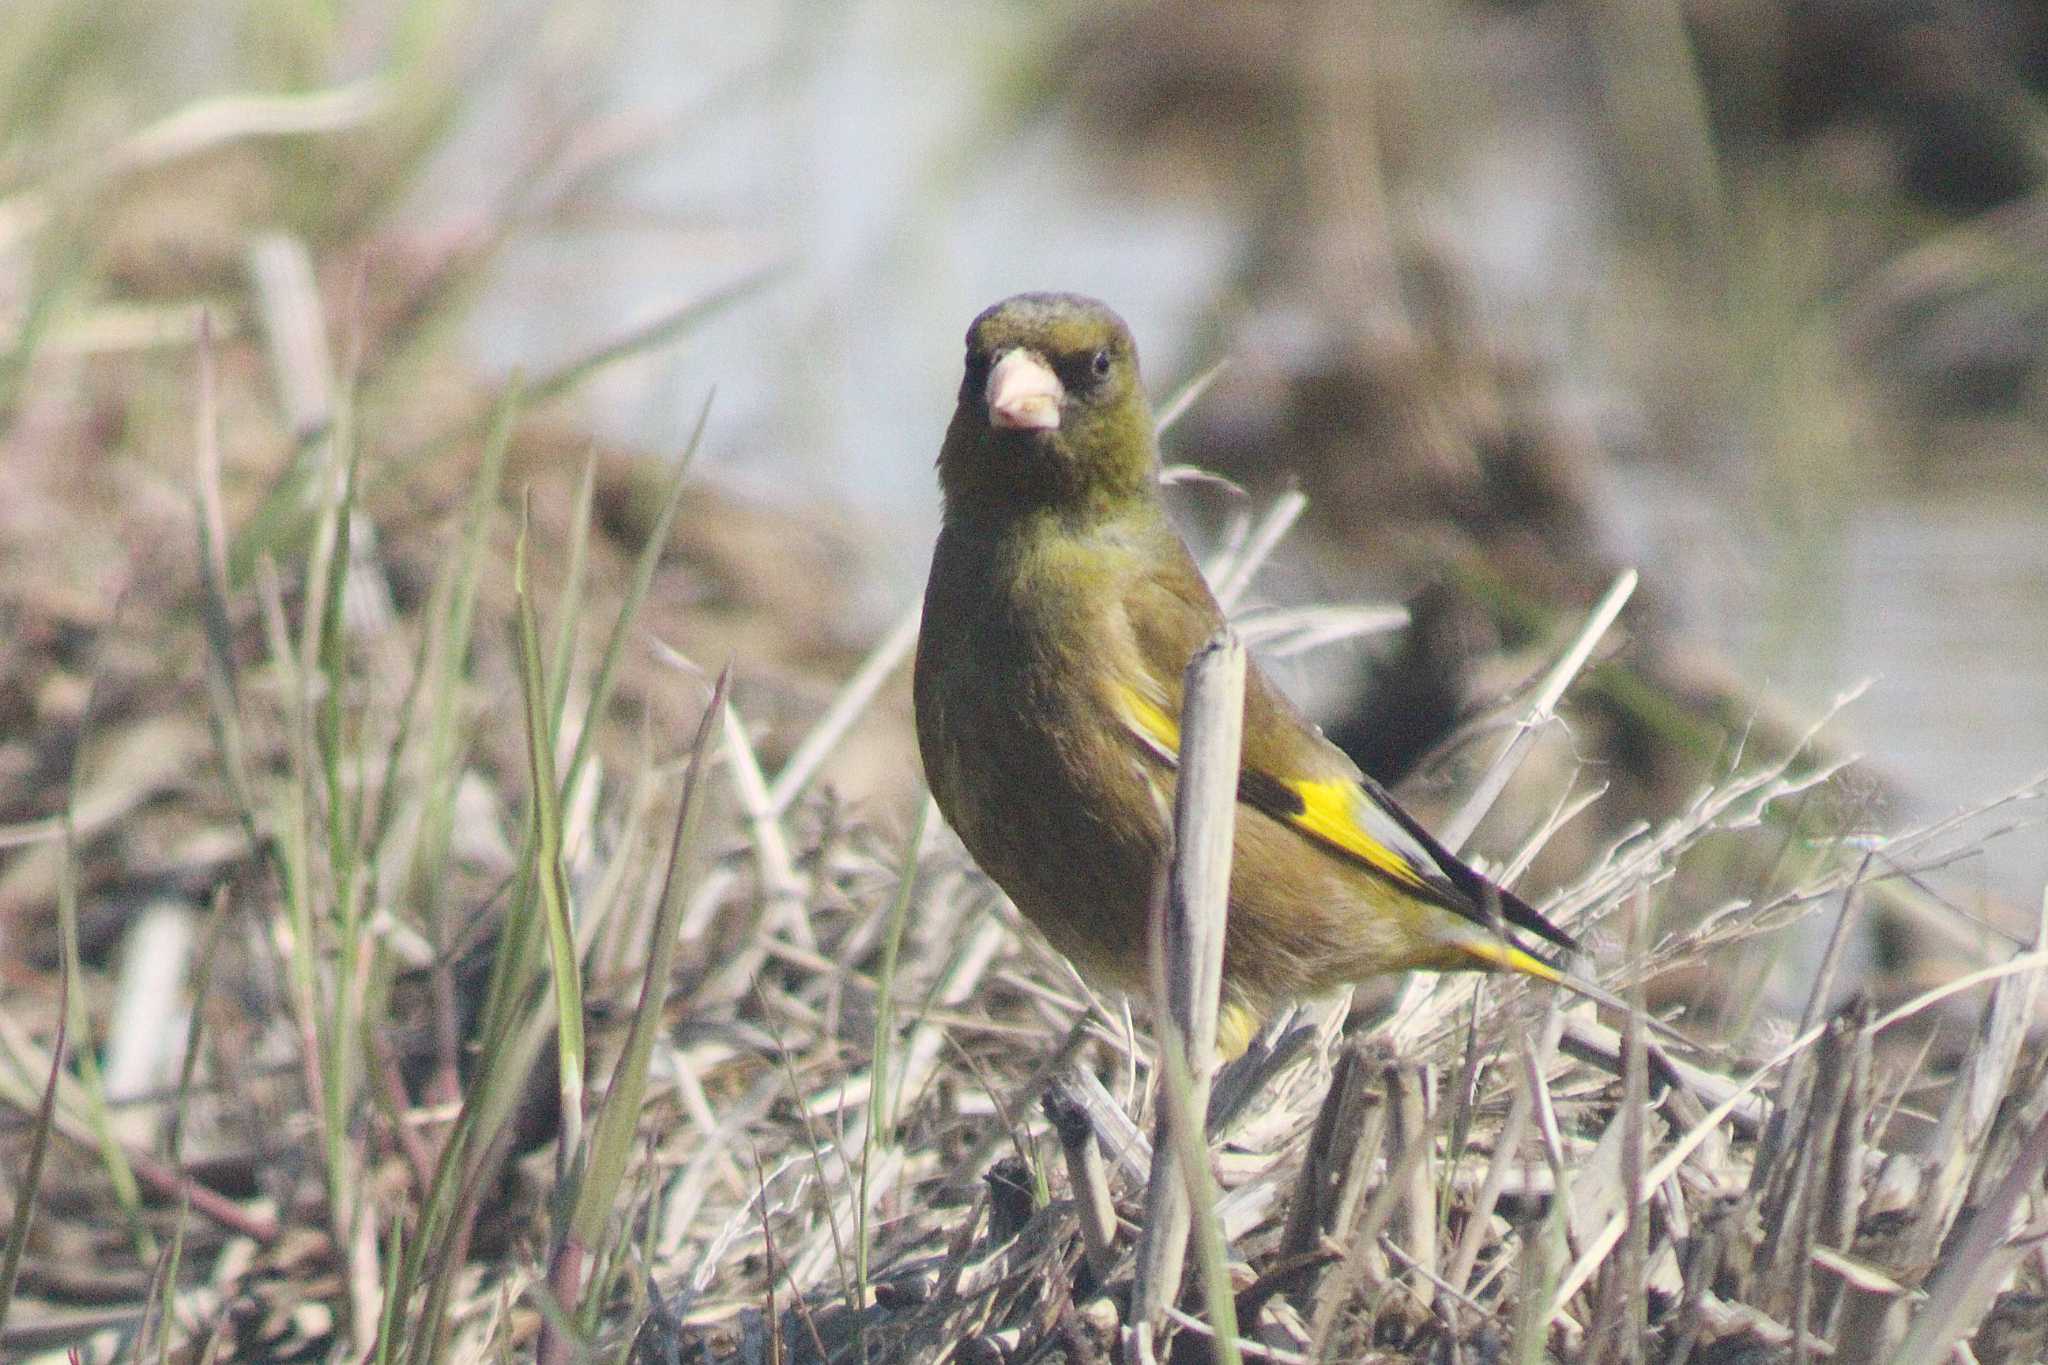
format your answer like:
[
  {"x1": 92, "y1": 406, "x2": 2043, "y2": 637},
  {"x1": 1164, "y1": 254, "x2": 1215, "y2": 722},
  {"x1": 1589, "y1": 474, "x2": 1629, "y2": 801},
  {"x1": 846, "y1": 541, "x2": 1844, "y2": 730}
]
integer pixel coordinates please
[{"x1": 914, "y1": 511, "x2": 1172, "y2": 991}]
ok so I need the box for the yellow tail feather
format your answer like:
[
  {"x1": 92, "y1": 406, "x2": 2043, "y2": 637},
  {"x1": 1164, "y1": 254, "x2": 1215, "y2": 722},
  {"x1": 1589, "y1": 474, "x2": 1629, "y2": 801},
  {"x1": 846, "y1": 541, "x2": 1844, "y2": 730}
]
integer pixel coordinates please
[
  {"x1": 1458, "y1": 936, "x2": 1703, "y2": 1052},
  {"x1": 1460, "y1": 935, "x2": 1569, "y2": 986}
]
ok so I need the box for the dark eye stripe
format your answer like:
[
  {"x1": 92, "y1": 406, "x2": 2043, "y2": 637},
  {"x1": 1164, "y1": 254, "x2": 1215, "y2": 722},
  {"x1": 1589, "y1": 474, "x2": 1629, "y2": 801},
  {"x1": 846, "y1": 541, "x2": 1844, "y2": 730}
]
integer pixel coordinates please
[{"x1": 1060, "y1": 349, "x2": 1113, "y2": 391}]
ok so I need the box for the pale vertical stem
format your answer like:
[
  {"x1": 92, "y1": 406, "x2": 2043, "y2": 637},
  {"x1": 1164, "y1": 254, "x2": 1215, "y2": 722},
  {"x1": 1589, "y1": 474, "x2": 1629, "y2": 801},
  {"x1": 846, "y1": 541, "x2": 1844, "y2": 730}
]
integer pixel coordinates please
[
  {"x1": 1168, "y1": 632, "x2": 1244, "y2": 1090},
  {"x1": 1618, "y1": 886, "x2": 1650, "y2": 1364},
  {"x1": 1385, "y1": 1062, "x2": 1435, "y2": 1297},
  {"x1": 1129, "y1": 630, "x2": 1246, "y2": 1359}
]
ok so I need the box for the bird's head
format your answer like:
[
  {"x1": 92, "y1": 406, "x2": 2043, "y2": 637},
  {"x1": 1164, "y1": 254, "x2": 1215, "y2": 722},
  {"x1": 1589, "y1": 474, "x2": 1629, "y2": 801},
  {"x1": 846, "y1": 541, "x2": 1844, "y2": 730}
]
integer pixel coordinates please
[{"x1": 938, "y1": 293, "x2": 1158, "y2": 523}]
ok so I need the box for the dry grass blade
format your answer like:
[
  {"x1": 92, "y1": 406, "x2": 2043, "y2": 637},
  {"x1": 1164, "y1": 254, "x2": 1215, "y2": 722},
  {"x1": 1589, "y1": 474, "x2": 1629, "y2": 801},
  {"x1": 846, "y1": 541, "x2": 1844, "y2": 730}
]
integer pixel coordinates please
[
  {"x1": 247, "y1": 233, "x2": 336, "y2": 440},
  {"x1": 766, "y1": 597, "x2": 924, "y2": 818},
  {"x1": 1445, "y1": 1000, "x2": 1562, "y2": 1297},
  {"x1": 1154, "y1": 357, "x2": 1229, "y2": 435},
  {"x1": 1235, "y1": 603, "x2": 1410, "y2": 656},
  {"x1": 108, "y1": 80, "x2": 388, "y2": 179},
  {"x1": 1592, "y1": 887, "x2": 1650, "y2": 1365},
  {"x1": 1161, "y1": 463, "x2": 1249, "y2": 495},
  {"x1": 1308, "y1": 1093, "x2": 1439, "y2": 1358},
  {"x1": 1210, "y1": 491, "x2": 1307, "y2": 611},
  {"x1": 1890, "y1": 1106, "x2": 2048, "y2": 1365},
  {"x1": 1546, "y1": 1022, "x2": 1824, "y2": 1324},
  {"x1": 0, "y1": 80, "x2": 387, "y2": 256},
  {"x1": 1554, "y1": 936, "x2": 2048, "y2": 1338},
  {"x1": 1899, "y1": 897, "x2": 2048, "y2": 1266},
  {"x1": 1864, "y1": 949, "x2": 2048, "y2": 1037},
  {"x1": 1384, "y1": 1061, "x2": 1435, "y2": 1299},
  {"x1": 722, "y1": 698, "x2": 803, "y2": 905},
  {"x1": 1279, "y1": 1038, "x2": 1377, "y2": 1264},
  {"x1": 1055, "y1": 1065, "x2": 1153, "y2": 1182},
  {"x1": 1810, "y1": 1013, "x2": 1873, "y2": 1333}
]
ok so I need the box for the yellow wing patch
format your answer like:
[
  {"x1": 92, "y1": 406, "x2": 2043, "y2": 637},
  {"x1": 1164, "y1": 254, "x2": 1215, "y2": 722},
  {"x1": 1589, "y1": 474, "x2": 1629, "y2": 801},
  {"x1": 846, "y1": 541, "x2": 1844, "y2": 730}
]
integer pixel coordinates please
[
  {"x1": 1113, "y1": 681, "x2": 1590, "y2": 995},
  {"x1": 1115, "y1": 683, "x2": 1183, "y2": 763},
  {"x1": 1113, "y1": 682, "x2": 1431, "y2": 894},
  {"x1": 1289, "y1": 778, "x2": 1430, "y2": 892}
]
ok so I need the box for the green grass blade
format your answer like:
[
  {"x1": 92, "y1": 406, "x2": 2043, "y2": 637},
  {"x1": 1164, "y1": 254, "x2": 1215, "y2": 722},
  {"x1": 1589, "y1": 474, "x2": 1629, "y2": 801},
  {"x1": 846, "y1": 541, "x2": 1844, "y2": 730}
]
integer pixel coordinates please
[
  {"x1": 0, "y1": 229, "x2": 87, "y2": 417},
  {"x1": 0, "y1": 978, "x2": 66, "y2": 1333},
  {"x1": 569, "y1": 668, "x2": 729, "y2": 1249},
  {"x1": 361, "y1": 585, "x2": 437, "y2": 860},
  {"x1": 546, "y1": 447, "x2": 600, "y2": 730},
  {"x1": 514, "y1": 495, "x2": 586, "y2": 1175},
  {"x1": 302, "y1": 403, "x2": 367, "y2": 1250},
  {"x1": 56, "y1": 713, "x2": 154, "y2": 1263},
  {"x1": 524, "y1": 272, "x2": 773, "y2": 411},
  {"x1": 373, "y1": 1206, "x2": 405, "y2": 1365},
  {"x1": 560, "y1": 390, "x2": 713, "y2": 803},
  {"x1": 192, "y1": 313, "x2": 266, "y2": 849},
  {"x1": 144, "y1": 1198, "x2": 190, "y2": 1365},
  {"x1": 385, "y1": 270, "x2": 772, "y2": 483},
  {"x1": 415, "y1": 376, "x2": 520, "y2": 983},
  {"x1": 1155, "y1": 1022, "x2": 1242, "y2": 1365}
]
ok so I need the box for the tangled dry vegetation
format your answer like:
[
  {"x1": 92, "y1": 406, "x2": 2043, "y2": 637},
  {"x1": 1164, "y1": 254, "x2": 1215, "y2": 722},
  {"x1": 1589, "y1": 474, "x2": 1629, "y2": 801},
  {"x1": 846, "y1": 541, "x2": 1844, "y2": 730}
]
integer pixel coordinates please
[
  {"x1": 2, "y1": 313, "x2": 2045, "y2": 1364},
  {"x1": 618, "y1": 628, "x2": 2048, "y2": 1365}
]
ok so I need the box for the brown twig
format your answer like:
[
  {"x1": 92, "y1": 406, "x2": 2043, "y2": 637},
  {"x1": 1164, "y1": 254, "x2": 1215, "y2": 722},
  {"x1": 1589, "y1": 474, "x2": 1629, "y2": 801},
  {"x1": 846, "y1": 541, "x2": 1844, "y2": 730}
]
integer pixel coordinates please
[{"x1": 1044, "y1": 1081, "x2": 1119, "y2": 1286}]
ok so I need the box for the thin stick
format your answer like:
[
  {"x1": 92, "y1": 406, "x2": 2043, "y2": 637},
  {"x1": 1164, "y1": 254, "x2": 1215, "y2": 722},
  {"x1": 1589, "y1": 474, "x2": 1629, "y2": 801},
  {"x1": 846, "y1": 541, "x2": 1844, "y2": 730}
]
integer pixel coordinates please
[
  {"x1": 1447, "y1": 991, "x2": 1565, "y2": 1293},
  {"x1": 1155, "y1": 358, "x2": 1230, "y2": 435},
  {"x1": 766, "y1": 597, "x2": 924, "y2": 817},
  {"x1": 1044, "y1": 1081, "x2": 1119, "y2": 1285},
  {"x1": 1211, "y1": 491, "x2": 1308, "y2": 610},
  {"x1": 1438, "y1": 568, "x2": 1637, "y2": 853}
]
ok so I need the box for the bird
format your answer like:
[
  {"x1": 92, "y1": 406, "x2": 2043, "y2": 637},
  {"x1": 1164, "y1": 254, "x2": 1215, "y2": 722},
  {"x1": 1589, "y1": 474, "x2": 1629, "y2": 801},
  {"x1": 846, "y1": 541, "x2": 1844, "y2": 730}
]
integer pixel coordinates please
[{"x1": 913, "y1": 292, "x2": 1582, "y2": 1058}]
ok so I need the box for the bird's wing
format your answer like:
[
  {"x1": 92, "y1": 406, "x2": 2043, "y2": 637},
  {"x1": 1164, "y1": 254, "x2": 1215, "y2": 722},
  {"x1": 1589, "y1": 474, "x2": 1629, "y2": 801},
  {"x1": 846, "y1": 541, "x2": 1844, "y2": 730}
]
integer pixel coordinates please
[{"x1": 1114, "y1": 554, "x2": 1579, "y2": 960}]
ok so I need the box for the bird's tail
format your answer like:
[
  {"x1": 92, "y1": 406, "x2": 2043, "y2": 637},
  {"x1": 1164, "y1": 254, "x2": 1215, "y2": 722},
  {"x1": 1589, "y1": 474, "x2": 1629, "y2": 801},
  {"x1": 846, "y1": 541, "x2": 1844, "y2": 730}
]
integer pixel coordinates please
[
  {"x1": 1457, "y1": 936, "x2": 1697, "y2": 1049},
  {"x1": 1460, "y1": 934, "x2": 1572, "y2": 987}
]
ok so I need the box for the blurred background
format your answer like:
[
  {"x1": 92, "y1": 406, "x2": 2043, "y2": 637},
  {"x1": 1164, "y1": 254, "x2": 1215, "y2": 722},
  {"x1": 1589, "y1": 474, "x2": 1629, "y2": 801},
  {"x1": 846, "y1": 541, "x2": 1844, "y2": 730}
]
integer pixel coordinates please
[{"x1": 5, "y1": 0, "x2": 2048, "y2": 1052}]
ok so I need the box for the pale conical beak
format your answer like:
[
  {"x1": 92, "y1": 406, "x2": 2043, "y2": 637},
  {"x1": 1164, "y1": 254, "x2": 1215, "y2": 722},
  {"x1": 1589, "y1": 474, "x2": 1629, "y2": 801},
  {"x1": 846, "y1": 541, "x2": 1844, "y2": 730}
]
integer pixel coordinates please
[{"x1": 986, "y1": 349, "x2": 1063, "y2": 431}]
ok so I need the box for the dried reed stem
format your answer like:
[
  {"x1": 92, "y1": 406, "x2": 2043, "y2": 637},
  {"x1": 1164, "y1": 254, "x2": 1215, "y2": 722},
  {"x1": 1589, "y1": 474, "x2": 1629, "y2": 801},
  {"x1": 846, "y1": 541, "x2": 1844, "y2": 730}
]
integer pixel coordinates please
[{"x1": 1130, "y1": 630, "x2": 1246, "y2": 1358}]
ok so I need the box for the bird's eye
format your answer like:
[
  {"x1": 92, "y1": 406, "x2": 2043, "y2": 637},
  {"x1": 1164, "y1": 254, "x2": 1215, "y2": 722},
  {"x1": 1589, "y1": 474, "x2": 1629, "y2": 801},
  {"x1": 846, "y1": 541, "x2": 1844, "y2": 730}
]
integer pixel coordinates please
[{"x1": 1090, "y1": 350, "x2": 1112, "y2": 379}]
